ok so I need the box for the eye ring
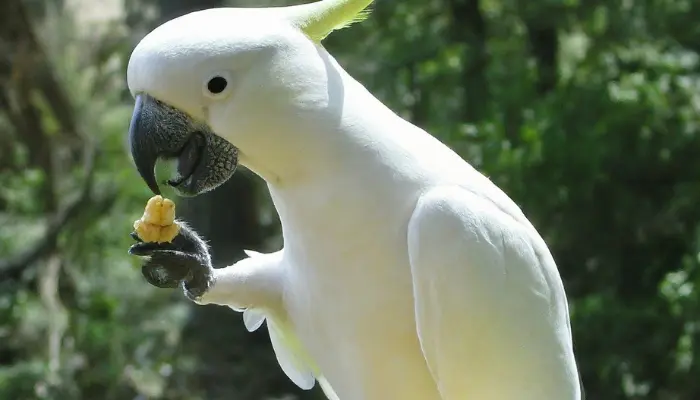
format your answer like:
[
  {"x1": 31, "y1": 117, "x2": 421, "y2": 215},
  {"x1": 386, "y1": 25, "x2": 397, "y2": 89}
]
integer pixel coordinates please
[{"x1": 203, "y1": 73, "x2": 231, "y2": 99}]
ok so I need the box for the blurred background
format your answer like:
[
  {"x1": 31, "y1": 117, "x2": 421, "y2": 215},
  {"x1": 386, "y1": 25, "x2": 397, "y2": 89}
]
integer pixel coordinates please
[{"x1": 1, "y1": 0, "x2": 699, "y2": 399}]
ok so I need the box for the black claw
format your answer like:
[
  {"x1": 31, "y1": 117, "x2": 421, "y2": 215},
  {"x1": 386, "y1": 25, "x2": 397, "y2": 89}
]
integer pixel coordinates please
[
  {"x1": 128, "y1": 241, "x2": 162, "y2": 256},
  {"x1": 130, "y1": 231, "x2": 143, "y2": 243}
]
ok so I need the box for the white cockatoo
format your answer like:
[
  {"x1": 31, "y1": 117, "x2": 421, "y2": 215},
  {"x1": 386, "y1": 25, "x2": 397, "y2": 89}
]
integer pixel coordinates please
[{"x1": 125, "y1": 0, "x2": 583, "y2": 398}]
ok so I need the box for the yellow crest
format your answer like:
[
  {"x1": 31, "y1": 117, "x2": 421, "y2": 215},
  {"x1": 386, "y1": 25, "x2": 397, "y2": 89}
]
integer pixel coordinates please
[{"x1": 285, "y1": 0, "x2": 374, "y2": 42}]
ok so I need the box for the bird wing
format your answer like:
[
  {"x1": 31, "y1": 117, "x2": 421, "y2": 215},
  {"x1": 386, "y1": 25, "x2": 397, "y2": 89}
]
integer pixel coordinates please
[{"x1": 406, "y1": 186, "x2": 580, "y2": 399}]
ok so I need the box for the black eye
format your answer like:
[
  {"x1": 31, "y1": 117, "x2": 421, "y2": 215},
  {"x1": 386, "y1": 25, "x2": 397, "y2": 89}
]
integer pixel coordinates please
[{"x1": 207, "y1": 76, "x2": 228, "y2": 94}]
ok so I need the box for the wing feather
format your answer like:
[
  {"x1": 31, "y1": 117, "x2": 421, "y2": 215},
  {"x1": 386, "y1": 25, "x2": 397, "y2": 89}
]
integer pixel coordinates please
[
  {"x1": 224, "y1": 250, "x2": 338, "y2": 395},
  {"x1": 407, "y1": 186, "x2": 580, "y2": 399}
]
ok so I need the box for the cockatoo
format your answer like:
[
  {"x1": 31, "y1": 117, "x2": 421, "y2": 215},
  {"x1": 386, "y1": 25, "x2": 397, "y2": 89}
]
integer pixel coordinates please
[{"x1": 125, "y1": 0, "x2": 582, "y2": 398}]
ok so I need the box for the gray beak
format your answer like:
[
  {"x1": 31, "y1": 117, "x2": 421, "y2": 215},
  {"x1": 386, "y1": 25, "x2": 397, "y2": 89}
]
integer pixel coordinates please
[
  {"x1": 128, "y1": 94, "x2": 239, "y2": 197},
  {"x1": 129, "y1": 94, "x2": 163, "y2": 194}
]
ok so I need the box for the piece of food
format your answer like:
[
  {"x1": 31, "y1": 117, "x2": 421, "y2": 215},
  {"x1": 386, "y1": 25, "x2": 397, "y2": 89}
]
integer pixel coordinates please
[{"x1": 133, "y1": 195, "x2": 180, "y2": 243}]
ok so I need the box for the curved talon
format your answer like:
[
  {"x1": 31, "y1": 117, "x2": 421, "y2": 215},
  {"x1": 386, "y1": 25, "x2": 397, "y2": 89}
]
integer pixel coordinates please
[
  {"x1": 129, "y1": 242, "x2": 161, "y2": 256},
  {"x1": 130, "y1": 231, "x2": 143, "y2": 243}
]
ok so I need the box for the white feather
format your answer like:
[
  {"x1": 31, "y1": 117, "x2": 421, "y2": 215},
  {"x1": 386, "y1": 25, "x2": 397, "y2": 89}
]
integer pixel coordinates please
[
  {"x1": 243, "y1": 309, "x2": 266, "y2": 332},
  {"x1": 267, "y1": 318, "x2": 316, "y2": 390},
  {"x1": 317, "y1": 375, "x2": 340, "y2": 400},
  {"x1": 243, "y1": 249, "x2": 264, "y2": 258}
]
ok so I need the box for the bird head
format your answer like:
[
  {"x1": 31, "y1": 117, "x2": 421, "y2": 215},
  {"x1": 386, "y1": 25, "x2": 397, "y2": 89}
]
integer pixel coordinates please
[{"x1": 126, "y1": 0, "x2": 373, "y2": 196}]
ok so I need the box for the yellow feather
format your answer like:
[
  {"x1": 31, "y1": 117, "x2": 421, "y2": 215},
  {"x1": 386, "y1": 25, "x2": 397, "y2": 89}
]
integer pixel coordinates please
[{"x1": 286, "y1": 0, "x2": 374, "y2": 42}]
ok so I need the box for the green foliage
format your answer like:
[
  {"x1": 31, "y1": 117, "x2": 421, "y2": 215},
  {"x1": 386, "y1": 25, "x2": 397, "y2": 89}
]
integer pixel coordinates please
[
  {"x1": 0, "y1": 4, "x2": 192, "y2": 399},
  {"x1": 1, "y1": 0, "x2": 699, "y2": 399}
]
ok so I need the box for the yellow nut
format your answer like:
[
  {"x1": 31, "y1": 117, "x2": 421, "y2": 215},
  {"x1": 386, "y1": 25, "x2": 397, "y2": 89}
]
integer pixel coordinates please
[
  {"x1": 134, "y1": 195, "x2": 180, "y2": 243},
  {"x1": 142, "y1": 195, "x2": 176, "y2": 226}
]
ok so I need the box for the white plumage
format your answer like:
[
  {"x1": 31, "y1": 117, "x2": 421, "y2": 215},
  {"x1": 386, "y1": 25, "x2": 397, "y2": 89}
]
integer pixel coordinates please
[{"x1": 126, "y1": 1, "x2": 582, "y2": 398}]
